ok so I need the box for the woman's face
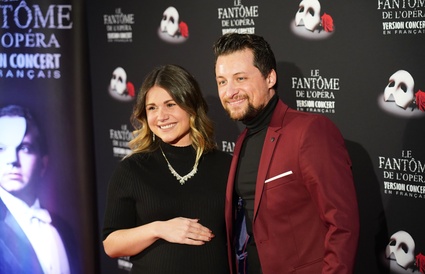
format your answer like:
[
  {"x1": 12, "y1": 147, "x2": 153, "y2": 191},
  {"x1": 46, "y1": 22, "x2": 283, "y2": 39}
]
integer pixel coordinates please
[{"x1": 145, "y1": 86, "x2": 192, "y2": 146}]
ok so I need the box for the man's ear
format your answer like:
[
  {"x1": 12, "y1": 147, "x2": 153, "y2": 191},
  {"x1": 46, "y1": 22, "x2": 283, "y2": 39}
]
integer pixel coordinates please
[{"x1": 267, "y1": 69, "x2": 277, "y2": 88}]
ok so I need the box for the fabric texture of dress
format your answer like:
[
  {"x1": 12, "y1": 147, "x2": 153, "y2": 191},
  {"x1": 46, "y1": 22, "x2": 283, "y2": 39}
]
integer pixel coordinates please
[{"x1": 103, "y1": 142, "x2": 232, "y2": 274}]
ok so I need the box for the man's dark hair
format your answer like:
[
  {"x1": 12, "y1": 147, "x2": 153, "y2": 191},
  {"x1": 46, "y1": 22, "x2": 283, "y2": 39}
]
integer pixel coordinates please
[{"x1": 213, "y1": 33, "x2": 277, "y2": 87}]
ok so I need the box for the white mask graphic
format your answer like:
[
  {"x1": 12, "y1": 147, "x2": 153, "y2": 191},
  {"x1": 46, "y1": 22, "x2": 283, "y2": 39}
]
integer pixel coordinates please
[
  {"x1": 295, "y1": 0, "x2": 322, "y2": 31},
  {"x1": 385, "y1": 230, "x2": 416, "y2": 269},
  {"x1": 160, "y1": 6, "x2": 180, "y2": 37},
  {"x1": 110, "y1": 67, "x2": 127, "y2": 95},
  {"x1": 384, "y1": 70, "x2": 415, "y2": 109}
]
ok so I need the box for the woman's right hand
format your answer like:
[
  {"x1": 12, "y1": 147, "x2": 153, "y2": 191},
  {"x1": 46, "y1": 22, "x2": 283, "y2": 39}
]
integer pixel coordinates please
[
  {"x1": 157, "y1": 217, "x2": 214, "y2": 245},
  {"x1": 104, "y1": 217, "x2": 214, "y2": 258}
]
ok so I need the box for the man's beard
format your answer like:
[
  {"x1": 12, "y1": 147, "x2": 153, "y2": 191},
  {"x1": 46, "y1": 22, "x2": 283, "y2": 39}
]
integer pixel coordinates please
[{"x1": 226, "y1": 102, "x2": 264, "y2": 122}]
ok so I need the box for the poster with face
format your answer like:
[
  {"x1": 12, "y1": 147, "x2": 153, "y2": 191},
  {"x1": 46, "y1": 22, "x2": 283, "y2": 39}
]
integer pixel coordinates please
[
  {"x1": 0, "y1": 106, "x2": 71, "y2": 273},
  {"x1": 0, "y1": 1, "x2": 96, "y2": 273}
]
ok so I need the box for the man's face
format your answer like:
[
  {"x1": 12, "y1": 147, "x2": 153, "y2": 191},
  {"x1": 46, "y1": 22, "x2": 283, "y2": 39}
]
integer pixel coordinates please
[
  {"x1": 0, "y1": 116, "x2": 46, "y2": 193},
  {"x1": 215, "y1": 49, "x2": 276, "y2": 121}
]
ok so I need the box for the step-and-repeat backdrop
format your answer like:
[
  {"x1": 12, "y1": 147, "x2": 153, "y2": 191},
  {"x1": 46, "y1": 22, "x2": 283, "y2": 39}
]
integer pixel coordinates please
[
  {"x1": 0, "y1": 0, "x2": 97, "y2": 273},
  {"x1": 90, "y1": 0, "x2": 425, "y2": 273}
]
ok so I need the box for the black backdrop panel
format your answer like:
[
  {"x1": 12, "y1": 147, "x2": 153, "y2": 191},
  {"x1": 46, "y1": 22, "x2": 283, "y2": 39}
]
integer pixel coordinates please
[{"x1": 86, "y1": 1, "x2": 425, "y2": 273}]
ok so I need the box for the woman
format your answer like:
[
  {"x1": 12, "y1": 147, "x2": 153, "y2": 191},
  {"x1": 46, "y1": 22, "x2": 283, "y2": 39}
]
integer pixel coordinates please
[{"x1": 102, "y1": 64, "x2": 231, "y2": 273}]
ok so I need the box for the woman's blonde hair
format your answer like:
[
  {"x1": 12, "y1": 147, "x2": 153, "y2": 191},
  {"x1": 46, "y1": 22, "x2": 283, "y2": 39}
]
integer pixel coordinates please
[{"x1": 128, "y1": 64, "x2": 216, "y2": 161}]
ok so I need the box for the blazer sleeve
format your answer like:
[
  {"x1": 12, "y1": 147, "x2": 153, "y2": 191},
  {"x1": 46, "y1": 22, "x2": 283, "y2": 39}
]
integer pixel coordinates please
[{"x1": 299, "y1": 115, "x2": 360, "y2": 274}]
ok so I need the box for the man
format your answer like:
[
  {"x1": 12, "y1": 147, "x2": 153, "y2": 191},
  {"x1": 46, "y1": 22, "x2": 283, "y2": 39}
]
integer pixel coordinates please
[
  {"x1": 213, "y1": 33, "x2": 359, "y2": 274},
  {"x1": 0, "y1": 105, "x2": 70, "y2": 274}
]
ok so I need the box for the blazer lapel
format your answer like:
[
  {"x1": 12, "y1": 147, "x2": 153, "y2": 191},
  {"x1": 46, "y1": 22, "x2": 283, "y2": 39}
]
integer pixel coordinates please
[
  {"x1": 0, "y1": 199, "x2": 44, "y2": 274},
  {"x1": 253, "y1": 130, "x2": 280, "y2": 222},
  {"x1": 253, "y1": 100, "x2": 288, "y2": 222},
  {"x1": 226, "y1": 129, "x2": 248, "y2": 236}
]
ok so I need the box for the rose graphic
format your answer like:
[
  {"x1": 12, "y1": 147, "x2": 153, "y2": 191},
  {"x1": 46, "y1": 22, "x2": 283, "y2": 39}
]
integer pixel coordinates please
[
  {"x1": 127, "y1": 82, "x2": 135, "y2": 97},
  {"x1": 179, "y1": 22, "x2": 189, "y2": 38},
  {"x1": 415, "y1": 90, "x2": 425, "y2": 112},
  {"x1": 321, "y1": 13, "x2": 334, "y2": 32},
  {"x1": 416, "y1": 253, "x2": 425, "y2": 273}
]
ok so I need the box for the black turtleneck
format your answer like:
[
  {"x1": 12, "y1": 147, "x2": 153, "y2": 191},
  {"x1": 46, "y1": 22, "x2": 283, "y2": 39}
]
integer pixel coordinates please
[
  {"x1": 243, "y1": 93, "x2": 278, "y2": 132},
  {"x1": 234, "y1": 94, "x2": 278, "y2": 273}
]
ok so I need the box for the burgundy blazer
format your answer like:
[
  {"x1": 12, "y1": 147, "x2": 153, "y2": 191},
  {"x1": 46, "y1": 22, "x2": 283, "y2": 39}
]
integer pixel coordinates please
[{"x1": 225, "y1": 100, "x2": 359, "y2": 274}]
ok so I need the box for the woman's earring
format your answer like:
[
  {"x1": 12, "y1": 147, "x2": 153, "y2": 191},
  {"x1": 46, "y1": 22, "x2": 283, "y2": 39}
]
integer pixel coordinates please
[{"x1": 152, "y1": 133, "x2": 156, "y2": 141}]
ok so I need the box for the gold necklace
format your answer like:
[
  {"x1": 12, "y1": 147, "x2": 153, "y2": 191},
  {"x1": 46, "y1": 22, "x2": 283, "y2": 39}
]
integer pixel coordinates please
[{"x1": 159, "y1": 145, "x2": 198, "y2": 185}]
